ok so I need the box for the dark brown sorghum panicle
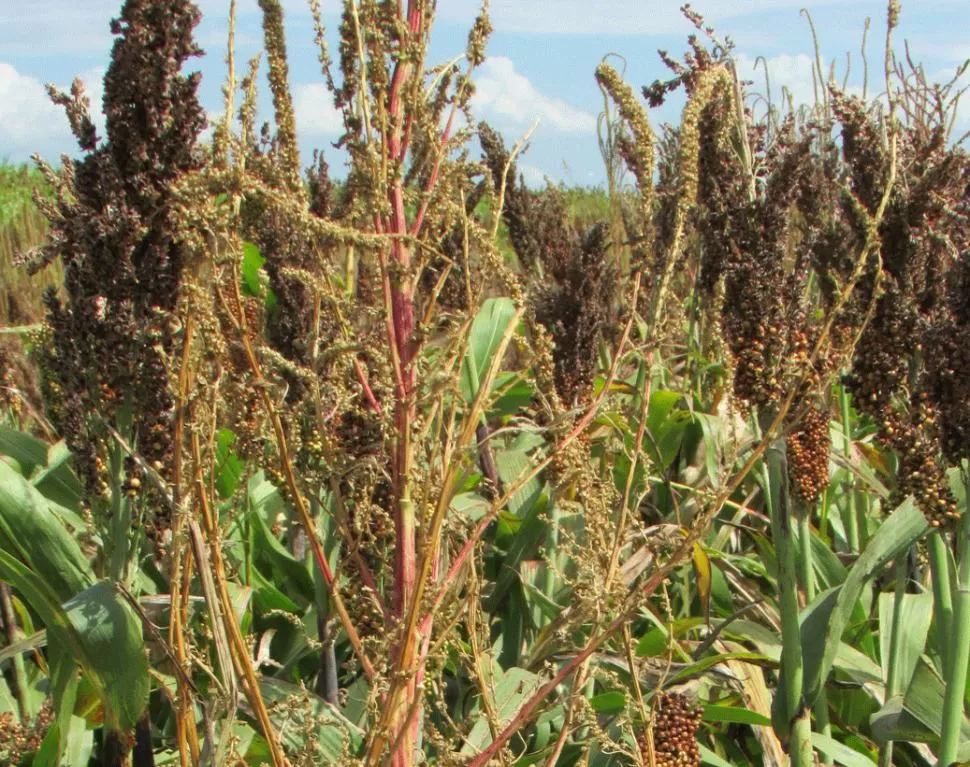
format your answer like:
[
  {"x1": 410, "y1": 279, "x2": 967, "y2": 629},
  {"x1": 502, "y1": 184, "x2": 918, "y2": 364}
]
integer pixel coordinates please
[
  {"x1": 239, "y1": 4, "x2": 346, "y2": 406},
  {"x1": 837, "y1": 98, "x2": 969, "y2": 525},
  {"x1": 479, "y1": 122, "x2": 572, "y2": 274},
  {"x1": 690, "y1": 70, "x2": 768, "y2": 299},
  {"x1": 831, "y1": 93, "x2": 889, "y2": 216},
  {"x1": 706, "y1": 115, "x2": 825, "y2": 411},
  {"x1": 419, "y1": 168, "x2": 488, "y2": 313},
  {"x1": 639, "y1": 692, "x2": 703, "y2": 767},
  {"x1": 788, "y1": 405, "x2": 830, "y2": 503},
  {"x1": 423, "y1": 226, "x2": 469, "y2": 313},
  {"x1": 333, "y1": 408, "x2": 384, "y2": 459},
  {"x1": 844, "y1": 292, "x2": 959, "y2": 525},
  {"x1": 882, "y1": 395, "x2": 959, "y2": 528},
  {"x1": 306, "y1": 149, "x2": 336, "y2": 219},
  {"x1": 480, "y1": 123, "x2": 619, "y2": 403},
  {"x1": 843, "y1": 282, "x2": 918, "y2": 414},
  {"x1": 31, "y1": 0, "x2": 205, "y2": 536},
  {"x1": 694, "y1": 88, "x2": 746, "y2": 296},
  {"x1": 924, "y1": 253, "x2": 970, "y2": 464},
  {"x1": 881, "y1": 133, "x2": 966, "y2": 316},
  {"x1": 240, "y1": 191, "x2": 322, "y2": 397},
  {"x1": 535, "y1": 222, "x2": 619, "y2": 404},
  {"x1": 718, "y1": 211, "x2": 789, "y2": 408}
]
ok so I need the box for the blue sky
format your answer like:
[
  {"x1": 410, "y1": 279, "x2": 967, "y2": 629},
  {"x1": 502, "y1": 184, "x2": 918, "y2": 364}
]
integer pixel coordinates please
[{"x1": 2, "y1": 1, "x2": 967, "y2": 187}]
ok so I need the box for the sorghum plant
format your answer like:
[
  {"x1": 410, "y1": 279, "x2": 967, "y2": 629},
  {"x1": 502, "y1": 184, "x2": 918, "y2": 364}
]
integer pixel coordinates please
[
  {"x1": 6, "y1": 1, "x2": 970, "y2": 766},
  {"x1": 28, "y1": 0, "x2": 206, "y2": 579},
  {"x1": 599, "y1": 6, "x2": 969, "y2": 766},
  {"x1": 480, "y1": 124, "x2": 622, "y2": 405}
]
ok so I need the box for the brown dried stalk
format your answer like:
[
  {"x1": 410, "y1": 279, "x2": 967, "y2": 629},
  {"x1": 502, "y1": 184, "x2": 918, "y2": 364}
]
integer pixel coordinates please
[
  {"x1": 217, "y1": 270, "x2": 376, "y2": 681},
  {"x1": 189, "y1": 428, "x2": 288, "y2": 766},
  {"x1": 169, "y1": 309, "x2": 199, "y2": 767}
]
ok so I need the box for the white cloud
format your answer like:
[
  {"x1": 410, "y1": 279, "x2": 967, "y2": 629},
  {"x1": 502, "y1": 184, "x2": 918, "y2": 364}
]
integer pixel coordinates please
[
  {"x1": 0, "y1": 62, "x2": 66, "y2": 148},
  {"x1": 733, "y1": 53, "x2": 970, "y2": 136},
  {"x1": 471, "y1": 57, "x2": 597, "y2": 134},
  {"x1": 0, "y1": 62, "x2": 105, "y2": 159},
  {"x1": 437, "y1": 0, "x2": 878, "y2": 36},
  {"x1": 437, "y1": 0, "x2": 970, "y2": 37},
  {"x1": 518, "y1": 164, "x2": 548, "y2": 188},
  {"x1": 293, "y1": 82, "x2": 344, "y2": 137},
  {"x1": 734, "y1": 53, "x2": 822, "y2": 113}
]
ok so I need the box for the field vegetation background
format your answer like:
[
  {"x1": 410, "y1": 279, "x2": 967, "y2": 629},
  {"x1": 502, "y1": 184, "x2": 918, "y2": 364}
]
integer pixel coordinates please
[{"x1": 1, "y1": 1, "x2": 969, "y2": 767}]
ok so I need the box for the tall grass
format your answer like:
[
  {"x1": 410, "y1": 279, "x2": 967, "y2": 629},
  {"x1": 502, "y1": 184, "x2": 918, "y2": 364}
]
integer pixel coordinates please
[{"x1": 0, "y1": 162, "x2": 60, "y2": 328}]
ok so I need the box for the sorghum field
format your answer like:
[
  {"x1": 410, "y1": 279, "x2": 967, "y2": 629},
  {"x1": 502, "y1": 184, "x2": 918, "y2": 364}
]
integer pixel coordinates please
[{"x1": 1, "y1": 1, "x2": 969, "y2": 766}]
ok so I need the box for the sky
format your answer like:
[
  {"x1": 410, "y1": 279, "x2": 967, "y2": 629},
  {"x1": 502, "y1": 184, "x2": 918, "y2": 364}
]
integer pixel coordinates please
[{"x1": 2, "y1": 1, "x2": 968, "y2": 187}]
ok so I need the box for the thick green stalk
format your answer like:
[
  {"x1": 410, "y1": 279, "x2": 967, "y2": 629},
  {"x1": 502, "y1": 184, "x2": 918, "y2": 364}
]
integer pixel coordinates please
[
  {"x1": 797, "y1": 511, "x2": 814, "y2": 601},
  {"x1": 839, "y1": 383, "x2": 860, "y2": 552},
  {"x1": 766, "y1": 441, "x2": 815, "y2": 767},
  {"x1": 0, "y1": 583, "x2": 28, "y2": 721},
  {"x1": 798, "y1": 509, "x2": 831, "y2": 763},
  {"x1": 879, "y1": 554, "x2": 909, "y2": 767},
  {"x1": 928, "y1": 530, "x2": 954, "y2": 674},
  {"x1": 107, "y1": 434, "x2": 131, "y2": 585},
  {"x1": 938, "y1": 508, "x2": 970, "y2": 767}
]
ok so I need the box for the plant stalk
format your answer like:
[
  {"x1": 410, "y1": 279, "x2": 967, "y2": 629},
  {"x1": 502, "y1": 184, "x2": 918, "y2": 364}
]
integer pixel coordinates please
[
  {"x1": 798, "y1": 507, "x2": 831, "y2": 763},
  {"x1": 879, "y1": 553, "x2": 909, "y2": 767},
  {"x1": 938, "y1": 505, "x2": 970, "y2": 767},
  {"x1": 928, "y1": 530, "x2": 954, "y2": 674},
  {"x1": 0, "y1": 582, "x2": 28, "y2": 722},
  {"x1": 766, "y1": 439, "x2": 815, "y2": 767},
  {"x1": 839, "y1": 383, "x2": 860, "y2": 552}
]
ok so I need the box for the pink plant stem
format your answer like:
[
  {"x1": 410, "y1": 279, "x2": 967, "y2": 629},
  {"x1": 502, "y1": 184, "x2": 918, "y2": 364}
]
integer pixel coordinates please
[
  {"x1": 411, "y1": 106, "x2": 458, "y2": 237},
  {"x1": 353, "y1": 358, "x2": 381, "y2": 412},
  {"x1": 384, "y1": 5, "x2": 425, "y2": 766},
  {"x1": 466, "y1": 380, "x2": 800, "y2": 766},
  {"x1": 465, "y1": 562, "x2": 676, "y2": 767}
]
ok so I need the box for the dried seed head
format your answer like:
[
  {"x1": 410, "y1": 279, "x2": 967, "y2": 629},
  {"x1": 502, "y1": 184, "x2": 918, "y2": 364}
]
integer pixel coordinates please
[
  {"x1": 789, "y1": 405, "x2": 831, "y2": 503},
  {"x1": 35, "y1": 0, "x2": 206, "y2": 541},
  {"x1": 640, "y1": 692, "x2": 703, "y2": 767}
]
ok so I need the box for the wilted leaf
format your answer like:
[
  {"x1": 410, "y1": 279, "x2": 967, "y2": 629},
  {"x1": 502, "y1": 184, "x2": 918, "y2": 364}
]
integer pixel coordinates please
[{"x1": 693, "y1": 542, "x2": 712, "y2": 623}]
